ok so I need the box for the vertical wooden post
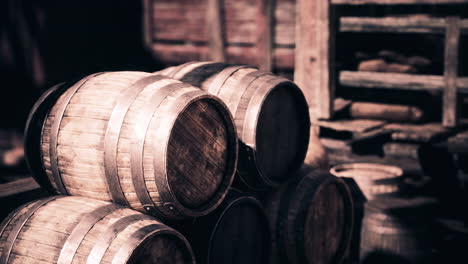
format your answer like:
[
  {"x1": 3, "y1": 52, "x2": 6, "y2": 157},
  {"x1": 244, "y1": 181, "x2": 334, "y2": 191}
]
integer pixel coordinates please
[
  {"x1": 294, "y1": 0, "x2": 335, "y2": 120},
  {"x1": 443, "y1": 16, "x2": 460, "y2": 127},
  {"x1": 143, "y1": 0, "x2": 153, "y2": 49},
  {"x1": 257, "y1": 0, "x2": 275, "y2": 72},
  {"x1": 207, "y1": 0, "x2": 226, "y2": 61}
]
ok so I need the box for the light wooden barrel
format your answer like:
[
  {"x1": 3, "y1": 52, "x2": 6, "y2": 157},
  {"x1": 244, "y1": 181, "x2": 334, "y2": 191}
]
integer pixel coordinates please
[
  {"x1": 263, "y1": 169, "x2": 354, "y2": 264},
  {"x1": 154, "y1": 62, "x2": 310, "y2": 190},
  {"x1": 177, "y1": 189, "x2": 270, "y2": 264},
  {"x1": 360, "y1": 197, "x2": 437, "y2": 264},
  {"x1": 330, "y1": 163, "x2": 404, "y2": 200},
  {"x1": 0, "y1": 196, "x2": 195, "y2": 264},
  {"x1": 24, "y1": 72, "x2": 238, "y2": 219}
]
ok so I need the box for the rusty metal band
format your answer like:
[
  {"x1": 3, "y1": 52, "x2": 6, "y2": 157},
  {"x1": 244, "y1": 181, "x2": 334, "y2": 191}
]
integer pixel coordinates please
[
  {"x1": 167, "y1": 61, "x2": 201, "y2": 78},
  {"x1": 172, "y1": 61, "x2": 214, "y2": 80},
  {"x1": 0, "y1": 196, "x2": 61, "y2": 264},
  {"x1": 104, "y1": 75, "x2": 169, "y2": 206},
  {"x1": 57, "y1": 203, "x2": 122, "y2": 264},
  {"x1": 111, "y1": 225, "x2": 185, "y2": 264},
  {"x1": 24, "y1": 82, "x2": 66, "y2": 194},
  {"x1": 207, "y1": 65, "x2": 249, "y2": 95},
  {"x1": 131, "y1": 82, "x2": 191, "y2": 218},
  {"x1": 49, "y1": 73, "x2": 105, "y2": 195},
  {"x1": 153, "y1": 90, "x2": 207, "y2": 217},
  {"x1": 86, "y1": 214, "x2": 150, "y2": 264},
  {"x1": 229, "y1": 71, "x2": 272, "y2": 120}
]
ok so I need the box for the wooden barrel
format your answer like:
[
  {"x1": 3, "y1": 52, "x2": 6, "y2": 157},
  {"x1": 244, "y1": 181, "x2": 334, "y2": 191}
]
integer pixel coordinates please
[
  {"x1": 177, "y1": 189, "x2": 270, "y2": 264},
  {"x1": 330, "y1": 163, "x2": 404, "y2": 200},
  {"x1": 0, "y1": 196, "x2": 195, "y2": 264},
  {"x1": 263, "y1": 169, "x2": 354, "y2": 264},
  {"x1": 155, "y1": 62, "x2": 310, "y2": 190},
  {"x1": 360, "y1": 197, "x2": 437, "y2": 264},
  {"x1": 24, "y1": 72, "x2": 238, "y2": 219}
]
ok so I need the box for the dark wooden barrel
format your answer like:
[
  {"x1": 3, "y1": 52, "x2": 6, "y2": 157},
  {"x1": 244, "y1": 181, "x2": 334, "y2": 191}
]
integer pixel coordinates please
[
  {"x1": 0, "y1": 196, "x2": 195, "y2": 264},
  {"x1": 360, "y1": 197, "x2": 437, "y2": 264},
  {"x1": 176, "y1": 189, "x2": 270, "y2": 264},
  {"x1": 330, "y1": 163, "x2": 404, "y2": 200},
  {"x1": 24, "y1": 72, "x2": 238, "y2": 219},
  {"x1": 154, "y1": 62, "x2": 310, "y2": 190},
  {"x1": 263, "y1": 169, "x2": 354, "y2": 264}
]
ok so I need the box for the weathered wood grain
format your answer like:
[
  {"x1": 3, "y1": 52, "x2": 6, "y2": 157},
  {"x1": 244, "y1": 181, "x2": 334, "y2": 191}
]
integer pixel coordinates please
[{"x1": 443, "y1": 17, "x2": 461, "y2": 127}]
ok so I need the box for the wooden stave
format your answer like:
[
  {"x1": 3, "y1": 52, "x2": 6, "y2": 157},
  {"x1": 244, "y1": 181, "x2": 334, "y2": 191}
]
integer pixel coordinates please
[
  {"x1": 176, "y1": 189, "x2": 271, "y2": 264},
  {"x1": 0, "y1": 196, "x2": 195, "y2": 264},
  {"x1": 35, "y1": 72, "x2": 237, "y2": 219},
  {"x1": 155, "y1": 62, "x2": 310, "y2": 190},
  {"x1": 264, "y1": 169, "x2": 354, "y2": 264}
]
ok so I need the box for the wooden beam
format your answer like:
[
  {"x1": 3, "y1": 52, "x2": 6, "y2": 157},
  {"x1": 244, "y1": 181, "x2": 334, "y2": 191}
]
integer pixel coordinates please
[
  {"x1": 332, "y1": 0, "x2": 468, "y2": 5},
  {"x1": 206, "y1": 0, "x2": 225, "y2": 61},
  {"x1": 142, "y1": 0, "x2": 153, "y2": 49},
  {"x1": 443, "y1": 17, "x2": 461, "y2": 127},
  {"x1": 257, "y1": 0, "x2": 275, "y2": 72},
  {"x1": 339, "y1": 71, "x2": 468, "y2": 92},
  {"x1": 294, "y1": 0, "x2": 335, "y2": 120},
  {"x1": 340, "y1": 17, "x2": 468, "y2": 34}
]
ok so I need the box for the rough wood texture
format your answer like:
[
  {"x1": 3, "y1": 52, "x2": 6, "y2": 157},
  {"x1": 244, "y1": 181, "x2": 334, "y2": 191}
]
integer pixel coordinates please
[
  {"x1": 350, "y1": 102, "x2": 424, "y2": 122},
  {"x1": 263, "y1": 169, "x2": 353, "y2": 264},
  {"x1": 340, "y1": 16, "x2": 468, "y2": 34},
  {"x1": 256, "y1": 0, "x2": 275, "y2": 71},
  {"x1": 360, "y1": 197, "x2": 437, "y2": 264},
  {"x1": 383, "y1": 142, "x2": 420, "y2": 160},
  {"x1": 330, "y1": 163, "x2": 403, "y2": 200},
  {"x1": 384, "y1": 122, "x2": 452, "y2": 143},
  {"x1": 178, "y1": 190, "x2": 270, "y2": 264},
  {"x1": 28, "y1": 72, "x2": 238, "y2": 219},
  {"x1": 0, "y1": 196, "x2": 194, "y2": 264},
  {"x1": 146, "y1": 0, "x2": 297, "y2": 69},
  {"x1": 340, "y1": 71, "x2": 468, "y2": 92},
  {"x1": 294, "y1": 0, "x2": 335, "y2": 119},
  {"x1": 206, "y1": 0, "x2": 226, "y2": 61},
  {"x1": 316, "y1": 119, "x2": 386, "y2": 134},
  {"x1": 156, "y1": 62, "x2": 310, "y2": 190},
  {"x1": 443, "y1": 17, "x2": 461, "y2": 127}
]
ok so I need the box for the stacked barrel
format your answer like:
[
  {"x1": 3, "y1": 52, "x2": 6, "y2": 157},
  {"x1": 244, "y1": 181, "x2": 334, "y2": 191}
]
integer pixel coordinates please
[{"x1": 1, "y1": 62, "x2": 354, "y2": 263}]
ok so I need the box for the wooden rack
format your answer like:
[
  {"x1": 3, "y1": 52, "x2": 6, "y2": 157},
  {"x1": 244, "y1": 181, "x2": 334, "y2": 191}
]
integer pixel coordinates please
[{"x1": 294, "y1": 0, "x2": 467, "y2": 127}]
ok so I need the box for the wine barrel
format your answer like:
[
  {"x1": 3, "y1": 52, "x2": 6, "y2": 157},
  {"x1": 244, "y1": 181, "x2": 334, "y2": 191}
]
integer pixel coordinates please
[
  {"x1": 154, "y1": 62, "x2": 310, "y2": 190},
  {"x1": 24, "y1": 72, "x2": 238, "y2": 219},
  {"x1": 360, "y1": 197, "x2": 437, "y2": 264},
  {"x1": 330, "y1": 163, "x2": 404, "y2": 200},
  {"x1": 263, "y1": 169, "x2": 354, "y2": 264},
  {"x1": 0, "y1": 196, "x2": 195, "y2": 264},
  {"x1": 177, "y1": 189, "x2": 270, "y2": 264}
]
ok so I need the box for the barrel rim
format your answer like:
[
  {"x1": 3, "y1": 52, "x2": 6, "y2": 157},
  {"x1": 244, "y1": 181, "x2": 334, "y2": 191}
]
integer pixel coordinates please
[
  {"x1": 206, "y1": 196, "x2": 271, "y2": 264},
  {"x1": 24, "y1": 81, "x2": 74, "y2": 194},
  {"x1": 123, "y1": 227, "x2": 196, "y2": 264},
  {"x1": 246, "y1": 79, "x2": 310, "y2": 188},
  {"x1": 330, "y1": 163, "x2": 404, "y2": 180},
  {"x1": 160, "y1": 93, "x2": 238, "y2": 217}
]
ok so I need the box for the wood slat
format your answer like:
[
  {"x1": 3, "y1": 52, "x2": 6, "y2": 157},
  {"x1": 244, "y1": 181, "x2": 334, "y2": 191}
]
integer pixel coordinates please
[
  {"x1": 206, "y1": 0, "x2": 226, "y2": 61},
  {"x1": 443, "y1": 16, "x2": 461, "y2": 127},
  {"x1": 256, "y1": 0, "x2": 275, "y2": 71},
  {"x1": 340, "y1": 16, "x2": 468, "y2": 34},
  {"x1": 340, "y1": 71, "x2": 468, "y2": 92}
]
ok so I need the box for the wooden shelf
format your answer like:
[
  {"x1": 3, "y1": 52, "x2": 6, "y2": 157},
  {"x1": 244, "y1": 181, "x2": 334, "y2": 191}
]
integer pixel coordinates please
[
  {"x1": 340, "y1": 16, "x2": 468, "y2": 34},
  {"x1": 332, "y1": 0, "x2": 468, "y2": 5},
  {"x1": 339, "y1": 71, "x2": 468, "y2": 93}
]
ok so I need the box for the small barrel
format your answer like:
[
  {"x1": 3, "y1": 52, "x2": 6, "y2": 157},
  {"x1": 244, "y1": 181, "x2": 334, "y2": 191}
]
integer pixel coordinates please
[
  {"x1": 360, "y1": 197, "x2": 437, "y2": 264},
  {"x1": 263, "y1": 169, "x2": 354, "y2": 264},
  {"x1": 24, "y1": 72, "x2": 238, "y2": 219},
  {"x1": 0, "y1": 196, "x2": 195, "y2": 264},
  {"x1": 154, "y1": 62, "x2": 310, "y2": 190},
  {"x1": 330, "y1": 163, "x2": 404, "y2": 200},
  {"x1": 177, "y1": 189, "x2": 270, "y2": 264}
]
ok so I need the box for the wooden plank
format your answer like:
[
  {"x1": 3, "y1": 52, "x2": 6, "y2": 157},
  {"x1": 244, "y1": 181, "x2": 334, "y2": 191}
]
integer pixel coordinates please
[
  {"x1": 143, "y1": 0, "x2": 153, "y2": 48},
  {"x1": 315, "y1": 119, "x2": 386, "y2": 133},
  {"x1": 0, "y1": 177, "x2": 41, "y2": 198},
  {"x1": 294, "y1": 0, "x2": 335, "y2": 120},
  {"x1": 206, "y1": 0, "x2": 226, "y2": 61},
  {"x1": 332, "y1": 0, "x2": 468, "y2": 5},
  {"x1": 257, "y1": 0, "x2": 275, "y2": 71},
  {"x1": 340, "y1": 17, "x2": 468, "y2": 34},
  {"x1": 443, "y1": 17, "x2": 461, "y2": 127},
  {"x1": 385, "y1": 123, "x2": 453, "y2": 143},
  {"x1": 340, "y1": 71, "x2": 468, "y2": 92}
]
